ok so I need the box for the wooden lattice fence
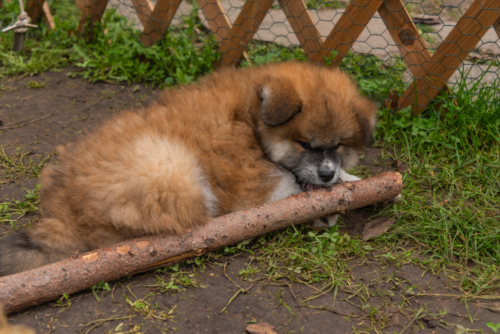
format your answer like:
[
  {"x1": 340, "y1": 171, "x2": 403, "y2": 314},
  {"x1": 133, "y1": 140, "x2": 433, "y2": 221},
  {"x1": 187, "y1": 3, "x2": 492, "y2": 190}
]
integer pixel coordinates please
[{"x1": 24, "y1": 0, "x2": 500, "y2": 114}]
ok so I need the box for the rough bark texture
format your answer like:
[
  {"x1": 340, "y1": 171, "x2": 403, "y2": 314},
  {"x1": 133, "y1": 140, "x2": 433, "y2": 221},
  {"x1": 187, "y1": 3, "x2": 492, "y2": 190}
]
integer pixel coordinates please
[{"x1": 0, "y1": 172, "x2": 402, "y2": 314}]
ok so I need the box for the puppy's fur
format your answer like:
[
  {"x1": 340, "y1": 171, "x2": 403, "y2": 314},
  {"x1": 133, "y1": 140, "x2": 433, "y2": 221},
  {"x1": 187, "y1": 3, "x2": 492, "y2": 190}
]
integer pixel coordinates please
[{"x1": 0, "y1": 62, "x2": 380, "y2": 276}]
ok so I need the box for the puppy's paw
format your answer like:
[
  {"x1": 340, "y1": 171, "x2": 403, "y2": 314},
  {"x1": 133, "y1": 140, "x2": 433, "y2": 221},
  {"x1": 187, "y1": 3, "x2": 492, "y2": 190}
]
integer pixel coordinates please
[
  {"x1": 339, "y1": 170, "x2": 361, "y2": 182},
  {"x1": 309, "y1": 214, "x2": 339, "y2": 231},
  {"x1": 378, "y1": 193, "x2": 403, "y2": 207}
]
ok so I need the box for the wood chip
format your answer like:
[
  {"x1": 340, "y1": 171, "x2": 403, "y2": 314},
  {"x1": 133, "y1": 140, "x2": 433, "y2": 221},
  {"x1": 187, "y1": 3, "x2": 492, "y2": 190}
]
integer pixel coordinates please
[{"x1": 246, "y1": 322, "x2": 278, "y2": 334}]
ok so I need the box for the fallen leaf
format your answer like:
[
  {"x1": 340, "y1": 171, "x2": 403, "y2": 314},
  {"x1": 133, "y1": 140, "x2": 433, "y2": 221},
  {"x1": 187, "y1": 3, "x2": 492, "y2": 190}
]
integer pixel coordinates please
[
  {"x1": 362, "y1": 218, "x2": 396, "y2": 240},
  {"x1": 362, "y1": 245, "x2": 374, "y2": 251},
  {"x1": 396, "y1": 160, "x2": 408, "y2": 173},
  {"x1": 246, "y1": 322, "x2": 278, "y2": 334}
]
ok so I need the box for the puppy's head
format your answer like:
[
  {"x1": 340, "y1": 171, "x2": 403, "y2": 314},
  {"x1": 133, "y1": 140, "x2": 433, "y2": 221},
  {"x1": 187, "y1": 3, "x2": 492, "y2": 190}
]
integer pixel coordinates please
[{"x1": 254, "y1": 63, "x2": 377, "y2": 191}]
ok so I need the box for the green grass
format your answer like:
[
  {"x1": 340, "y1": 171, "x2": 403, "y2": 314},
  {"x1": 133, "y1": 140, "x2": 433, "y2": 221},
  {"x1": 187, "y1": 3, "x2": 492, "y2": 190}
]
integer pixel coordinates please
[
  {"x1": 226, "y1": 224, "x2": 363, "y2": 285},
  {"x1": 375, "y1": 69, "x2": 500, "y2": 294},
  {"x1": 0, "y1": 149, "x2": 52, "y2": 231},
  {"x1": 0, "y1": 185, "x2": 39, "y2": 229},
  {"x1": 0, "y1": 0, "x2": 77, "y2": 76},
  {"x1": 71, "y1": 8, "x2": 218, "y2": 87},
  {"x1": 0, "y1": 0, "x2": 218, "y2": 87}
]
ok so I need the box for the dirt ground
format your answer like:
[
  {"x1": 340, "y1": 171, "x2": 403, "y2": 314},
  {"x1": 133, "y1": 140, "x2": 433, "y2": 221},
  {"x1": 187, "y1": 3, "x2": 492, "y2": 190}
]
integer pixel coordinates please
[{"x1": 1, "y1": 69, "x2": 499, "y2": 333}]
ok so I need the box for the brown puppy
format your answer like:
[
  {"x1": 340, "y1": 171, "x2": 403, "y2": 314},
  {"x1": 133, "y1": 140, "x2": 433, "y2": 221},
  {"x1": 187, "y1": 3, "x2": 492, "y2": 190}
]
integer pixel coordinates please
[{"x1": 0, "y1": 62, "x2": 382, "y2": 276}]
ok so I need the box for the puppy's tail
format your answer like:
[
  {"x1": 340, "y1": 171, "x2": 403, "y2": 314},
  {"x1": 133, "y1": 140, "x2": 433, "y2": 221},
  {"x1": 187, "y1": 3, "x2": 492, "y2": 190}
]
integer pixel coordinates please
[{"x1": 0, "y1": 232, "x2": 51, "y2": 277}]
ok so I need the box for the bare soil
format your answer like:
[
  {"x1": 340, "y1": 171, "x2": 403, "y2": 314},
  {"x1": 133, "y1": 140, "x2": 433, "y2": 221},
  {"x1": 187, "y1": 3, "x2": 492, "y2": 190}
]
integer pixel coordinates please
[{"x1": 1, "y1": 69, "x2": 498, "y2": 333}]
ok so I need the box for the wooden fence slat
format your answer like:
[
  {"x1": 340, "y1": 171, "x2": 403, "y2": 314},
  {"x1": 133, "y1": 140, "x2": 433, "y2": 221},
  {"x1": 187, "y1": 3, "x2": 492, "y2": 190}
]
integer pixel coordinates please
[
  {"x1": 313, "y1": 0, "x2": 383, "y2": 65},
  {"x1": 77, "y1": 0, "x2": 109, "y2": 40},
  {"x1": 75, "y1": 0, "x2": 85, "y2": 13},
  {"x1": 378, "y1": 0, "x2": 451, "y2": 109},
  {"x1": 278, "y1": 0, "x2": 323, "y2": 62},
  {"x1": 55, "y1": 0, "x2": 500, "y2": 112},
  {"x1": 399, "y1": 0, "x2": 500, "y2": 114},
  {"x1": 27, "y1": 0, "x2": 44, "y2": 22},
  {"x1": 43, "y1": 1, "x2": 55, "y2": 30},
  {"x1": 216, "y1": 0, "x2": 274, "y2": 66},
  {"x1": 378, "y1": 0, "x2": 430, "y2": 80},
  {"x1": 197, "y1": 0, "x2": 232, "y2": 43},
  {"x1": 130, "y1": 0, "x2": 154, "y2": 28},
  {"x1": 494, "y1": 16, "x2": 500, "y2": 39},
  {"x1": 140, "y1": 0, "x2": 182, "y2": 46}
]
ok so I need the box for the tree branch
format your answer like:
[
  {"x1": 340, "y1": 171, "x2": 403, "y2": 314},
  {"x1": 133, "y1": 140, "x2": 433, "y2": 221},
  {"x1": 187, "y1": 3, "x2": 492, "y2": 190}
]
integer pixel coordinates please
[{"x1": 0, "y1": 172, "x2": 402, "y2": 314}]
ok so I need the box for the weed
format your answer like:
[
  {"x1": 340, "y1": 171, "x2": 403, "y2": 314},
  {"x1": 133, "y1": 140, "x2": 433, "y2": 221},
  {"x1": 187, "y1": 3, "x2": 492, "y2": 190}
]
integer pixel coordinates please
[
  {"x1": 25, "y1": 79, "x2": 48, "y2": 89},
  {"x1": 91, "y1": 281, "x2": 111, "y2": 302},
  {"x1": 124, "y1": 295, "x2": 176, "y2": 320},
  {"x1": 487, "y1": 322, "x2": 500, "y2": 333},
  {"x1": 239, "y1": 266, "x2": 260, "y2": 280},
  {"x1": 241, "y1": 41, "x2": 308, "y2": 67},
  {"x1": 0, "y1": 149, "x2": 52, "y2": 183},
  {"x1": 0, "y1": 185, "x2": 40, "y2": 229},
  {"x1": 148, "y1": 268, "x2": 208, "y2": 293},
  {"x1": 50, "y1": 292, "x2": 71, "y2": 311},
  {"x1": 339, "y1": 53, "x2": 407, "y2": 102}
]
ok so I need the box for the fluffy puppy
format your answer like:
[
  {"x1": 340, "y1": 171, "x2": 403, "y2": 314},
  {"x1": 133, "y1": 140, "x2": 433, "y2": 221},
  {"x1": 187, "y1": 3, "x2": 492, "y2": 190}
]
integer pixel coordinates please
[{"x1": 0, "y1": 62, "x2": 383, "y2": 276}]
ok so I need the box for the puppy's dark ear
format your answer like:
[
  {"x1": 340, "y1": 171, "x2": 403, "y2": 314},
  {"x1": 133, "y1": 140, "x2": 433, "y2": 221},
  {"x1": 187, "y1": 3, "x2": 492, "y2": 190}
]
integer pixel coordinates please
[
  {"x1": 258, "y1": 78, "x2": 302, "y2": 127},
  {"x1": 354, "y1": 98, "x2": 377, "y2": 147}
]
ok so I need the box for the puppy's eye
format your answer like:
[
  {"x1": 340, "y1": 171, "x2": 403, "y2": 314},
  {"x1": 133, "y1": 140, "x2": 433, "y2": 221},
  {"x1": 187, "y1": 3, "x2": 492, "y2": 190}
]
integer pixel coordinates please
[{"x1": 298, "y1": 141, "x2": 312, "y2": 150}]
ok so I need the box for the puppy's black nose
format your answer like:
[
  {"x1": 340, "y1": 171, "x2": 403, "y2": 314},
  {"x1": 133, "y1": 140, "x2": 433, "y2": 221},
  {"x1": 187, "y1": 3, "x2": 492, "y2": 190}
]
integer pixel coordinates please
[{"x1": 318, "y1": 170, "x2": 335, "y2": 183}]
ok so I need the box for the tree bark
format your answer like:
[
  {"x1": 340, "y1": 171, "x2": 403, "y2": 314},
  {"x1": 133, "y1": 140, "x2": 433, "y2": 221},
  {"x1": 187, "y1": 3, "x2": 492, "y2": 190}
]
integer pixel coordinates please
[{"x1": 0, "y1": 172, "x2": 402, "y2": 314}]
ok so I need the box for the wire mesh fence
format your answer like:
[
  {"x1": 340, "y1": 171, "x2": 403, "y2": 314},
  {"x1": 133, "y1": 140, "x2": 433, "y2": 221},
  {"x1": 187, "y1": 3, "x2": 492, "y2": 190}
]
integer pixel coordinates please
[{"x1": 3, "y1": 0, "x2": 500, "y2": 112}]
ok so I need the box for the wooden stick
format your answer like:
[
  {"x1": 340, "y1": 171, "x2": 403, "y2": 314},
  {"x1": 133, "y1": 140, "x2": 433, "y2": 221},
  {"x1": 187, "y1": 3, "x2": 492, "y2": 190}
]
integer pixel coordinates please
[{"x1": 0, "y1": 172, "x2": 402, "y2": 315}]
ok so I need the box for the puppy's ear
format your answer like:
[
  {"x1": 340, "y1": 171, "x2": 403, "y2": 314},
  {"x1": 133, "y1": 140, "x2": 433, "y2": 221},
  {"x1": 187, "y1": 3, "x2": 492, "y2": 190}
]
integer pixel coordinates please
[
  {"x1": 354, "y1": 98, "x2": 377, "y2": 147},
  {"x1": 258, "y1": 78, "x2": 302, "y2": 127}
]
